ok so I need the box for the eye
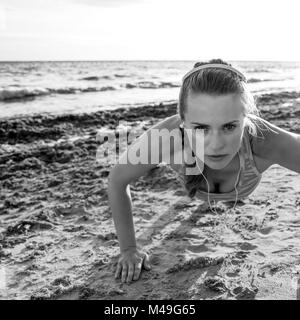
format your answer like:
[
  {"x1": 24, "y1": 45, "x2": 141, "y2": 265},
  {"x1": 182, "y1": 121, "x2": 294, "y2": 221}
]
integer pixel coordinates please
[
  {"x1": 193, "y1": 126, "x2": 209, "y2": 132},
  {"x1": 223, "y1": 124, "x2": 237, "y2": 131}
]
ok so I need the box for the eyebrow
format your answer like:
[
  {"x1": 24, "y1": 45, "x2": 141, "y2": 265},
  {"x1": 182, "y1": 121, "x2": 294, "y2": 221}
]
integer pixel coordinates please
[{"x1": 191, "y1": 120, "x2": 239, "y2": 126}]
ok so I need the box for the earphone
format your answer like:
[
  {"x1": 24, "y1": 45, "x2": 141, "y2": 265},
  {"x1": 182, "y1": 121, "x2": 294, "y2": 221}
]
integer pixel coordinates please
[
  {"x1": 182, "y1": 124, "x2": 241, "y2": 215},
  {"x1": 194, "y1": 155, "x2": 241, "y2": 214},
  {"x1": 194, "y1": 155, "x2": 241, "y2": 234}
]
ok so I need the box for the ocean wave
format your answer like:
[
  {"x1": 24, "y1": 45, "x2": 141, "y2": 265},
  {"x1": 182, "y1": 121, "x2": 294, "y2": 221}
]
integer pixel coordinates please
[
  {"x1": 247, "y1": 78, "x2": 276, "y2": 83},
  {"x1": 0, "y1": 87, "x2": 49, "y2": 101},
  {"x1": 122, "y1": 81, "x2": 180, "y2": 89},
  {"x1": 49, "y1": 86, "x2": 116, "y2": 94},
  {"x1": 246, "y1": 68, "x2": 272, "y2": 73},
  {"x1": 80, "y1": 75, "x2": 111, "y2": 81},
  {"x1": 114, "y1": 74, "x2": 131, "y2": 78},
  {"x1": 80, "y1": 74, "x2": 131, "y2": 80},
  {"x1": 0, "y1": 86, "x2": 117, "y2": 101}
]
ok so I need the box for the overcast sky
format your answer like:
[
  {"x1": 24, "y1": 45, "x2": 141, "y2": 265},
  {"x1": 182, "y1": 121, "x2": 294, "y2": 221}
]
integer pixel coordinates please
[{"x1": 1, "y1": 0, "x2": 300, "y2": 61}]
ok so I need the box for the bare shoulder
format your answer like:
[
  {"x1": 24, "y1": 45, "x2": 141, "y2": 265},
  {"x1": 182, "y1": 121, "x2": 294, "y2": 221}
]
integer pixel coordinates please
[
  {"x1": 250, "y1": 117, "x2": 279, "y2": 157},
  {"x1": 109, "y1": 114, "x2": 183, "y2": 185},
  {"x1": 151, "y1": 114, "x2": 182, "y2": 130},
  {"x1": 132, "y1": 113, "x2": 182, "y2": 153},
  {"x1": 250, "y1": 116, "x2": 300, "y2": 173},
  {"x1": 251, "y1": 117, "x2": 296, "y2": 157},
  {"x1": 147, "y1": 113, "x2": 183, "y2": 159}
]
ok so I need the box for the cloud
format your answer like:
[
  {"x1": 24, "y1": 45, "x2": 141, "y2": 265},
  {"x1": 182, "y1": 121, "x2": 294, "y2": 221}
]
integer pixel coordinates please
[
  {"x1": 0, "y1": 5, "x2": 7, "y2": 31},
  {"x1": 70, "y1": 0, "x2": 147, "y2": 8},
  {"x1": 1, "y1": 0, "x2": 149, "y2": 13},
  {"x1": 1, "y1": 0, "x2": 70, "y2": 12}
]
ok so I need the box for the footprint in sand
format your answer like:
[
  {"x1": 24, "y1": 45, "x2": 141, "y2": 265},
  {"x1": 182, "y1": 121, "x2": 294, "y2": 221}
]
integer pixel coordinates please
[
  {"x1": 264, "y1": 208, "x2": 279, "y2": 221},
  {"x1": 165, "y1": 256, "x2": 225, "y2": 274},
  {"x1": 93, "y1": 232, "x2": 119, "y2": 247},
  {"x1": 54, "y1": 205, "x2": 88, "y2": 217},
  {"x1": 97, "y1": 232, "x2": 117, "y2": 241},
  {"x1": 149, "y1": 254, "x2": 161, "y2": 266},
  {"x1": 6, "y1": 220, "x2": 53, "y2": 236},
  {"x1": 204, "y1": 276, "x2": 229, "y2": 293},
  {"x1": 258, "y1": 226, "x2": 274, "y2": 235},
  {"x1": 226, "y1": 271, "x2": 240, "y2": 278},
  {"x1": 137, "y1": 203, "x2": 151, "y2": 209},
  {"x1": 277, "y1": 186, "x2": 294, "y2": 192},
  {"x1": 238, "y1": 242, "x2": 257, "y2": 251},
  {"x1": 186, "y1": 244, "x2": 210, "y2": 253},
  {"x1": 232, "y1": 286, "x2": 258, "y2": 299}
]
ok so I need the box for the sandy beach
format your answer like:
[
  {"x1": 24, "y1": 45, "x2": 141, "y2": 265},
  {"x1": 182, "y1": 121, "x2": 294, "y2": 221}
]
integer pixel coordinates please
[{"x1": 1, "y1": 91, "x2": 300, "y2": 300}]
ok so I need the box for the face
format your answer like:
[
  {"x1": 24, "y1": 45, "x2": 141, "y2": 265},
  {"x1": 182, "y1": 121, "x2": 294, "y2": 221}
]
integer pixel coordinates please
[{"x1": 183, "y1": 92, "x2": 246, "y2": 170}]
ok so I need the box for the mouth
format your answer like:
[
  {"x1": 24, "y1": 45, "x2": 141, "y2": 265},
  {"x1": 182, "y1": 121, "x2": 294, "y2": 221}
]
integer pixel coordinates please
[{"x1": 206, "y1": 154, "x2": 228, "y2": 161}]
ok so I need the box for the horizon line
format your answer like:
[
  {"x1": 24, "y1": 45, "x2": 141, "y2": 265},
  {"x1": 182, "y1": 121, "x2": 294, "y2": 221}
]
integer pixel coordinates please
[{"x1": 1, "y1": 59, "x2": 300, "y2": 63}]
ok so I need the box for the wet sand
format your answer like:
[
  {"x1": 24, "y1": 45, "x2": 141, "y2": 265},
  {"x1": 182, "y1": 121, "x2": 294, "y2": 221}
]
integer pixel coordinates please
[{"x1": 0, "y1": 91, "x2": 300, "y2": 300}]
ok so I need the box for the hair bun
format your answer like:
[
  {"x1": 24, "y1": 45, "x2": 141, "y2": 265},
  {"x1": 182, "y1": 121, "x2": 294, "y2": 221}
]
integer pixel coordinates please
[{"x1": 193, "y1": 59, "x2": 232, "y2": 69}]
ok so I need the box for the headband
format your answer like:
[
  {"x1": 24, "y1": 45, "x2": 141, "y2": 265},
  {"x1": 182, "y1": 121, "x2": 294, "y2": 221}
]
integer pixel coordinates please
[{"x1": 182, "y1": 63, "x2": 247, "y2": 83}]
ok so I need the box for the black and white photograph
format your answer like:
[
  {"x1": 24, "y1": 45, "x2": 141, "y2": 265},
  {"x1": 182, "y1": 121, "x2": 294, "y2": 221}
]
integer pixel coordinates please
[{"x1": 1, "y1": 0, "x2": 300, "y2": 301}]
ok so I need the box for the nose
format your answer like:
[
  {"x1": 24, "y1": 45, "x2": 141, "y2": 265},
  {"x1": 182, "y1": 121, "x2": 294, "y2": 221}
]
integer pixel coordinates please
[{"x1": 207, "y1": 131, "x2": 225, "y2": 152}]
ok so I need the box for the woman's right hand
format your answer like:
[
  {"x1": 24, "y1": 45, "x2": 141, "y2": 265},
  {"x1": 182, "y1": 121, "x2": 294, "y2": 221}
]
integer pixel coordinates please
[{"x1": 115, "y1": 248, "x2": 151, "y2": 283}]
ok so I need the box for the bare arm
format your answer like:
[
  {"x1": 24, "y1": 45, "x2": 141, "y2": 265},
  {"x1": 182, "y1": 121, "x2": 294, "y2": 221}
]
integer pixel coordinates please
[
  {"x1": 108, "y1": 163, "x2": 158, "y2": 253},
  {"x1": 252, "y1": 117, "x2": 300, "y2": 173},
  {"x1": 108, "y1": 114, "x2": 181, "y2": 282}
]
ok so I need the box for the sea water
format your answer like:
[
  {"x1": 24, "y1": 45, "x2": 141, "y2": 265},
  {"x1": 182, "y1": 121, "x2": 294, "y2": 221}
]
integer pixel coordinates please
[{"x1": 1, "y1": 60, "x2": 300, "y2": 118}]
